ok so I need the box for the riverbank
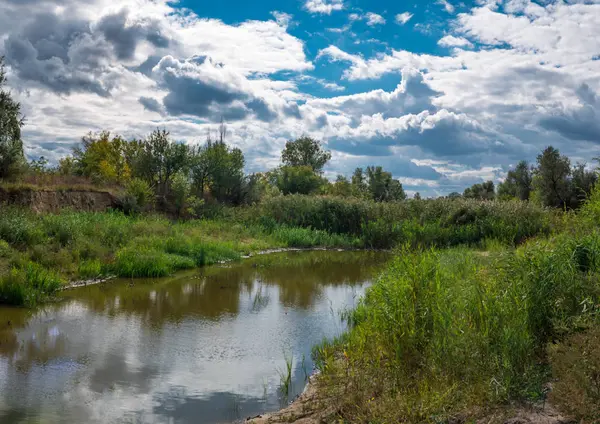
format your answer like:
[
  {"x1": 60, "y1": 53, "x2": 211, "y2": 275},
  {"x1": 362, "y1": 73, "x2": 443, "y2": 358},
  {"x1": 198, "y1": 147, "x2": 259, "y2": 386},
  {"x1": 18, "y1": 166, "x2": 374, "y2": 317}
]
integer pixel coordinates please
[
  {"x1": 0, "y1": 208, "x2": 362, "y2": 306},
  {"x1": 0, "y1": 196, "x2": 554, "y2": 307}
]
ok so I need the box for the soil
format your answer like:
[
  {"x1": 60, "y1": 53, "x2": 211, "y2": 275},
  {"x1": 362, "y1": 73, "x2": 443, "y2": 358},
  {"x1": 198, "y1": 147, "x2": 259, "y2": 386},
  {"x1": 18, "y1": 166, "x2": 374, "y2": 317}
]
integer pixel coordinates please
[
  {"x1": 0, "y1": 187, "x2": 117, "y2": 213},
  {"x1": 245, "y1": 376, "x2": 335, "y2": 424}
]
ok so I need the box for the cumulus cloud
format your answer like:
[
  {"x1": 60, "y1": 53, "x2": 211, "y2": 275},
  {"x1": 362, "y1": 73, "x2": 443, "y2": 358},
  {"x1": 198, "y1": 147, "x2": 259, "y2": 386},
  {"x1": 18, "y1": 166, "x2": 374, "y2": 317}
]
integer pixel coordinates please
[
  {"x1": 307, "y1": 67, "x2": 439, "y2": 119},
  {"x1": 152, "y1": 55, "x2": 287, "y2": 122},
  {"x1": 304, "y1": 0, "x2": 343, "y2": 15},
  {"x1": 437, "y1": 0, "x2": 455, "y2": 14},
  {"x1": 539, "y1": 83, "x2": 600, "y2": 143},
  {"x1": 438, "y1": 35, "x2": 473, "y2": 48},
  {"x1": 365, "y1": 12, "x2": 386, "y2": 26},
  {"x1": 395, "y1": 12, "x2": 413, "y2": 25}
]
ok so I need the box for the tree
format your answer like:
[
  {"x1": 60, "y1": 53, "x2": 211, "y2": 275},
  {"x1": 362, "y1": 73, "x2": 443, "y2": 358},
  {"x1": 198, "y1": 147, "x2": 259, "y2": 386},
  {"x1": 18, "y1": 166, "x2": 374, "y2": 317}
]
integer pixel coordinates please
[
  {"x1": 366, "y1": 166, "x2": 406, "y2": 202},
  {"x1": 534, "y1": 146, "x2": 571, "y2": 208},
  {"x1": 351, "y1": 167, "x2": 369, "y2": 198},
  {"x1": 272, "y1": 165, "x2": 324, "y2": 195},
  {"x1": 569, "y1": 163, "x2": 597, "y2": 209},
  {"x1": 281, "y1": 136, "x2": 331, "y2": 173},
  {"x1": 498, "y1": 161, "x2": 532, "y2": 201},
  {"x1": 330, "y1": 175, "x2": 352, "y2": 197},
  {"x1": 136, "y1": 129, "x2": 190, "y2": 194},
  {"x1": 190, "y1": 138, "x2": 246, "y2": 204},
  {"x1": 464, "y1": 181, "x2": 495, "y2": 200},
  {"x1": 72, "y1": 131, "x2": 132, "y2": 183},
  {"x1": 414, "y1": 192, "x2": 422, "y2": 200},
  {"x1": 0, "y1": 57, "x2": 25, "y2": 179}
]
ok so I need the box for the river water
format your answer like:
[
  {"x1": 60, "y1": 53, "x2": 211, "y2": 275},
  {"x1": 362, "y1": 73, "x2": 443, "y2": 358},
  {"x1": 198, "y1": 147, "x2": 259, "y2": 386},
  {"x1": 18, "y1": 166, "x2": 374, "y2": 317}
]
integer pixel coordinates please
[{"x1": 0, "y1": 251, "x2": 389, "y2": 424}]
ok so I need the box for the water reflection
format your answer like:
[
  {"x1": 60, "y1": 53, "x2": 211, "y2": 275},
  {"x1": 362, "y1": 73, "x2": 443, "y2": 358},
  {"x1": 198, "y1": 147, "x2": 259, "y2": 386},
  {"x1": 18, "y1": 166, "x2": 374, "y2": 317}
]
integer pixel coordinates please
[{"x1": 0, "y1": 251, "x2": 388, "y2": 424}]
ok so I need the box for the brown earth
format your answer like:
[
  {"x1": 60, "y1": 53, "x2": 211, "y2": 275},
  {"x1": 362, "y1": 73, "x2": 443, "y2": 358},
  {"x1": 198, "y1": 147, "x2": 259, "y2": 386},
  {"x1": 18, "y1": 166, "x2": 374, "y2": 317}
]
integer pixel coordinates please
[{"x1": 0, "y1": 187, "x2": 118, "y2": 213}]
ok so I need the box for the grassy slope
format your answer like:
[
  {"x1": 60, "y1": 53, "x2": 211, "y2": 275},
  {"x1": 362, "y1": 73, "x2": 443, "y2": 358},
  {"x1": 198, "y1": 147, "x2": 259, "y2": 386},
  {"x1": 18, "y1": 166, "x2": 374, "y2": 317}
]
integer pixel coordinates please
[{"x1": 312, "y1": 191, "x2": 600, "y2": 423}]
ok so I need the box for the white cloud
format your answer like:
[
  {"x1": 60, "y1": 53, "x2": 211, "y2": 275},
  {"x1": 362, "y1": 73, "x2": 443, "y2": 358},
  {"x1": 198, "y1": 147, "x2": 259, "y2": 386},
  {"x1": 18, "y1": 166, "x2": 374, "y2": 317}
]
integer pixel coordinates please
[
  {"x1": 365, "y1": 12, "x2": 386, "y2": 26},
  {"x1": 395, "y1": 12, "x2": 413, "y2": 25},
  {"x1": 437, "y1": 0, "x2": 455, "y2": 14},
  {"x1": 271, "y1": 11, "x2": 293, "y2": 27},
  {"x1": 438, "y1": 35, "x2": 473, "y2": 48},
  {"x1": 304, "y1": 0, "x2": 343, "y2": 15}
]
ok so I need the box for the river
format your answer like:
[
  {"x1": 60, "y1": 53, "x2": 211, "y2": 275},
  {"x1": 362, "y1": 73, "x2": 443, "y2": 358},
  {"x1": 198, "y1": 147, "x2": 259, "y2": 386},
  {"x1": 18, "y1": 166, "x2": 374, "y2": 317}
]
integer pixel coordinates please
[{"x1": 0, "y1": 251, "x2": 389, "y2": 424}]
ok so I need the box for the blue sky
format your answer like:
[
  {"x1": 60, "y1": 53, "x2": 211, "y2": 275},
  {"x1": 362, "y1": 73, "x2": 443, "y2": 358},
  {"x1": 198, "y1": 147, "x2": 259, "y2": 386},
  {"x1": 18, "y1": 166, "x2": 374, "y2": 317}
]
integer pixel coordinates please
[{"x1": 1, "y1": 0, "x2": 599, "y2": 196}]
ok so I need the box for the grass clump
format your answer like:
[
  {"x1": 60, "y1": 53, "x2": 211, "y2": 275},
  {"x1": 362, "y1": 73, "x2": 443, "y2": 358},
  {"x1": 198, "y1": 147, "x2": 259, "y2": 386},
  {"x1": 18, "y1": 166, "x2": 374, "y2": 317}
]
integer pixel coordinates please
[
  {"x1": 113, "y1": 247, "x2": 196, "y2": 278},
  {"x1": 0, "y1": 262, "x2": 63, "y2": 306}
]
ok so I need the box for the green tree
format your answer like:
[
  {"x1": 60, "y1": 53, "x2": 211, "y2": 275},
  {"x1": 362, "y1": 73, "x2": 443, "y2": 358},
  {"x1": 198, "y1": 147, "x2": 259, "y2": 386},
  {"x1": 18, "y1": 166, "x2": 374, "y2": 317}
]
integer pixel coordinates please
[
  {"x1": 366, "y1": 166, "x2": 406, "y2": 202},
  {"x1": 498, "y1": 161, "x2": 532, "y2": 201},
  {"x1": 533, "y1": 146, "x2": 571, "y2": 208},
  {"x1": 272, "y1": 165, "x2": 324, "y2": 195},
  {"x1": 136, "y1": 129, "x2": 190, "y2": 194},
  {"x1": 464, "y1": 181, "x2": 495, "y2": 200},
  {"x1": 281, "y1": 136, "x2": 331, "y2": 173},
  {"x1": 414, "y1": 192, "x2": 422, "y2": 200},
  {"x1": 0, "y1": 57, "x2": 25, "y2": 179},
  {"x1": 330, "y1": 175, "x2": 352, "y2": 197},
  {"x1": 569, "y1": 163, "x2": 597, "y2": 209},
  {"x1": 190, "y1": 139, "x2": 246, "y2": 204},
  {"x1": 351, "y1": 167, "x2": 369, "y2": 198},
  {"x1": 72, "y1": 131, "x2": 132, "y2": 183}
]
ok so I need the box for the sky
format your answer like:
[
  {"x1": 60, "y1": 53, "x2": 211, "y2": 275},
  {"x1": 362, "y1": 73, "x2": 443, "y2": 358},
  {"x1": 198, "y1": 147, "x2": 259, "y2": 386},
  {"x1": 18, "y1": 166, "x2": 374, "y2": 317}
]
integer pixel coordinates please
[{"x1": 0, "y1": 0, "x2": 599, "y2": 197}]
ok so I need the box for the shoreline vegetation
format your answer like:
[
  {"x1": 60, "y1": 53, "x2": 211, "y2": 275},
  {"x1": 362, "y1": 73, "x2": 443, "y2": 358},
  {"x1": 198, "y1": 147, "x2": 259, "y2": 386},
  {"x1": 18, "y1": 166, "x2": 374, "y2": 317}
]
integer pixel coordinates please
[{"x1": 0, "y1": 195, "x2": 551, "y2": 307}]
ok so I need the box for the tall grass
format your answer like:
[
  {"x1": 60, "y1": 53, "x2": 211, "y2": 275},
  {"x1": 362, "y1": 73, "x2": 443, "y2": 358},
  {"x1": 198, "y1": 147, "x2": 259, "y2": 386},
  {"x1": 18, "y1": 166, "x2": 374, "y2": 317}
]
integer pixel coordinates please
[
  {"x1": 0, "y1": 262, "x2": 64, "y2": 306},
  {"x1": 255, "y1": 195, "x2": 551, "y2": 248},
  {"x1": 314, "y1": 224, "x2": 600, "y2": 422}
]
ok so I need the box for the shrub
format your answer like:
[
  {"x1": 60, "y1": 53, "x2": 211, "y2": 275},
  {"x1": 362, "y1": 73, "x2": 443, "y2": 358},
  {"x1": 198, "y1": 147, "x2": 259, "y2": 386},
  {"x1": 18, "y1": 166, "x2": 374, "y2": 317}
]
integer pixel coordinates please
[
  {"x1": 0, "y1": 209, "x2": 46, "y2": 246},
  {"x1": 125, "y1": 178, "x2": 154, "y2": 209},
  {"x1": 0, "y1": 239, "x2": 13, "y2": 257},
  {"x1": 549, "y1": 327, "x2": 600, "y2": 422}
]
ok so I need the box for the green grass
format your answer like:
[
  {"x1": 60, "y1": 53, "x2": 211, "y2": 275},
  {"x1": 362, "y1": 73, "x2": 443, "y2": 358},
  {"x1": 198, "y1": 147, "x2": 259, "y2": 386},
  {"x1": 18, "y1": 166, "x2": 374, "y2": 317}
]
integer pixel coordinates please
[
  {"x1": 253, "y1": 195, "x2": 552, "y2": 249},
  {"x1": 311, "y1": 194, "x2": 600, "y2": 422},
  {"x1": 0, "y1": 261, "x2": 64, "y2": 306}
]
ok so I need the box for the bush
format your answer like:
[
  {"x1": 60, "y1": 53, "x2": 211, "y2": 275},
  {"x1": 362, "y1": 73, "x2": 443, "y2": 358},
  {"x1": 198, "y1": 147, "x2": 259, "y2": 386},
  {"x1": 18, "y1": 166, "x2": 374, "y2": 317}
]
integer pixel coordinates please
[
  {"x1": 549, "y1": 327, "x2": 600, "y2": 422},
  {"x1": 126, "y1": 178, "x2": 154, "y2": 209},
  {"x1": 0, "y1": 240, "x2": 13, "y2": 257}
]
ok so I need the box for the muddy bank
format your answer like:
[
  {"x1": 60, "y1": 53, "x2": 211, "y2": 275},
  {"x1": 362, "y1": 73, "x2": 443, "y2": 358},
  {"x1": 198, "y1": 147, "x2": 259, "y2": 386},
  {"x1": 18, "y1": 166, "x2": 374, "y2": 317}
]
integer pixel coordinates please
[{"x1": 245, "y1": 376, "x2": 335, "y2": 424}]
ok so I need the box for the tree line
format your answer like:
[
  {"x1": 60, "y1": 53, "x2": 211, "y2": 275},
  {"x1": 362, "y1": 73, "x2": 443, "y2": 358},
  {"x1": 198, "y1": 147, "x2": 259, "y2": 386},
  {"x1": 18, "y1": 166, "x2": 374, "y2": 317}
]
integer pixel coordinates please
[
  {"x1": 456, "y1": 147, "x2": 598, "y2": 209},
  {"x1": 0, "y1": 56, "x2": 597, "y2": 212}
]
